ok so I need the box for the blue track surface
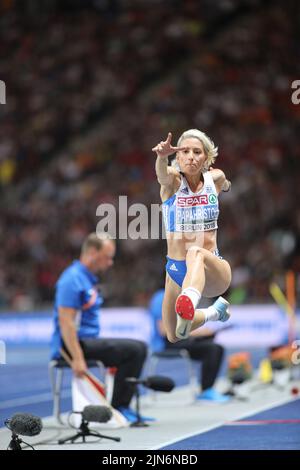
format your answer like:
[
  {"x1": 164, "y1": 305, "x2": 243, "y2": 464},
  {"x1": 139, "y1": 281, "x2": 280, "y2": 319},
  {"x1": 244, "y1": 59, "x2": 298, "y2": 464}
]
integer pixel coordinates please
[{"x1": 161, "y1": 399, "x2": 300, "y2": 450}]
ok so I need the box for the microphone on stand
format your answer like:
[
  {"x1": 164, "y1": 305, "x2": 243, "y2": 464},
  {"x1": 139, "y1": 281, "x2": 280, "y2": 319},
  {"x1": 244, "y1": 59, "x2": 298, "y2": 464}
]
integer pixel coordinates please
[
  {"x1": 126, "y1": 375, "x2": 175, "y2": 392},
  {"x1": 5, "y1": 413, "x2": 43, "y2": 450},
  {"x1": 58, "y1": 405, "x2": 120, "y2": 445},
  {"x1": 81, "y1": 405, "x2": 112, "y2": 423},
  {"x1": 126, "y1": 375, "x2": 175, "y2": 427}
]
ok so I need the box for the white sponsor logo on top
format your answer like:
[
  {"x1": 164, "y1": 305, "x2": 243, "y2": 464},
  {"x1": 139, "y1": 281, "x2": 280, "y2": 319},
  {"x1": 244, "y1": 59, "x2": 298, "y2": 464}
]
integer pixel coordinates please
[{"x1": 177, "y1": 195, "x2": 208, "y2": 207}]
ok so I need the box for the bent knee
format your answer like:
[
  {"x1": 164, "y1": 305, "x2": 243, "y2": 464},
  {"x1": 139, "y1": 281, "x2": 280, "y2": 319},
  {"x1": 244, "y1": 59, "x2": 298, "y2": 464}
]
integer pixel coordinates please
[
  {"x1": 186, "y1": 246, "x2": 205, "y2": 261},
  {"x1": 211, "y1": 343, "x2": 224, "y2": 357},
  {"x1": 131, "y1": 340, "x2": 148, "y2": 360}
]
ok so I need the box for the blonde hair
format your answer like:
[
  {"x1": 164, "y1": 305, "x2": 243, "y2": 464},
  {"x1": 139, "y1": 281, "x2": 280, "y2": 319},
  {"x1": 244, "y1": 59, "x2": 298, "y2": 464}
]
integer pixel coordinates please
[{"x1": 176, "y1": 129, "x2": 218, "y2": 171}]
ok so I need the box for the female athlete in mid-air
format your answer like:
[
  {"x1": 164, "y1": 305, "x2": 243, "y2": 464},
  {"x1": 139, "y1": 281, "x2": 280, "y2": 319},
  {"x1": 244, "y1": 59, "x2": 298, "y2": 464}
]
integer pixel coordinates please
[{"x1": 152, "y1": 129, "x2": 232, "y2": 341}]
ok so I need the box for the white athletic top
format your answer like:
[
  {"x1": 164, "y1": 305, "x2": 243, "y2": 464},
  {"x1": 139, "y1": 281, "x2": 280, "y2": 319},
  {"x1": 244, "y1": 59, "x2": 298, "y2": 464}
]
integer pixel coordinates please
[{"x1": 162, "y1": 171, "x2": 219, "y2": 232}]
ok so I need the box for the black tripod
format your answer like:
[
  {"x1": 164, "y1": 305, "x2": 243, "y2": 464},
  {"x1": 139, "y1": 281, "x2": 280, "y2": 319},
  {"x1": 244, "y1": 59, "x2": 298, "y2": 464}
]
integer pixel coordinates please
[
  {"x1": 7, "y1": 433, "x2": 34, "y2": 451},
  {"x1": 58, "y1": 419, "x2": 121, "y2": 445},
  {"x1": 8, "y1": 433, "x2": 23, "y2": 450}
]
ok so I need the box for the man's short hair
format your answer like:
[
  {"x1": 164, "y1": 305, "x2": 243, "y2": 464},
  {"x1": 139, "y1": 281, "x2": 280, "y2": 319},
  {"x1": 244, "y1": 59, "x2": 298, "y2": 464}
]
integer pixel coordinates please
[{"x1": 81, "y1": 232, "x2": 113, "y2": 254}]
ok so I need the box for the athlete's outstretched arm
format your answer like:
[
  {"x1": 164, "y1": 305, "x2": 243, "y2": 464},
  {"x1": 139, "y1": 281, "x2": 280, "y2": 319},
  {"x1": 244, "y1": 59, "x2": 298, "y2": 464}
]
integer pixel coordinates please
[{"x1": 152, "y1": 132, "x2": 185, "y2": 187}]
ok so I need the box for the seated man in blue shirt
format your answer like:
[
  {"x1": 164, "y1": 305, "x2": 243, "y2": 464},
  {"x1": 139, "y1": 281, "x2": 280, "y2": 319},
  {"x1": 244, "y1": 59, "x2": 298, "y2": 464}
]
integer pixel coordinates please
[
  {"x1": 50, "y1": 232, "x2": 150, "y2": 422},
  {"x1": 149, "y1": 288, "x2": 229, "y2": 403}
]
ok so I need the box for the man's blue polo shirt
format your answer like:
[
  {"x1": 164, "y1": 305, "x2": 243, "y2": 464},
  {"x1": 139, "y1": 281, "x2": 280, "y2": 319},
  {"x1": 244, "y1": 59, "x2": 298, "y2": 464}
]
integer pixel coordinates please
[{"x1": 50, "y1": 260, "x2": 103, "y2": 359}]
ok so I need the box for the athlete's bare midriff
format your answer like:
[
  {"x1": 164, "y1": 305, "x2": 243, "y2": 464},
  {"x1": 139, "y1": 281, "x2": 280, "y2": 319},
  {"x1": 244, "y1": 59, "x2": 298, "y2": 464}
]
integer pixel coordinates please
[{"x1": 165, "y1": 229, "x2": 218, "y2": 259}]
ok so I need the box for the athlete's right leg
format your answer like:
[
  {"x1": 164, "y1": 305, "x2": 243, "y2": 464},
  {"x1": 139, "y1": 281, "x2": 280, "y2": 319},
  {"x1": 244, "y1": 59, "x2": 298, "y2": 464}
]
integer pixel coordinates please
[
  {"x1": 162, "y1": 273, "x2": 208, "y2": 342},
  {"x1": 162, "y1": 273, "x2": 182, "y2": 343},
  {"x1": 174, "y1": 247, "x2": 206, "y2": 338},
  {"x1": 175, "y1": 247, "x2": 231, "y2": 339},
  {"x1": 163, "y1": 253, "x2": 230, "y2": 341}
]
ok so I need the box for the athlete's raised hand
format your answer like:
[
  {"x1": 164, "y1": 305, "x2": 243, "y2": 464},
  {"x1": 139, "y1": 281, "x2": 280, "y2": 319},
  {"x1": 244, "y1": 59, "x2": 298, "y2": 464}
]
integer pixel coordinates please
[{"x1": 152, "y1": 132, "x2": 186, "y2": 158}]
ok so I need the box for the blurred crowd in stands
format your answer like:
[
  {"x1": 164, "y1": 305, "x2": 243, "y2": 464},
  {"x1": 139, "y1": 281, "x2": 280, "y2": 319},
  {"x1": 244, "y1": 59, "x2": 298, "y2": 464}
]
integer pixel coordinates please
[{"x1": 0, "y1": 0, "x2": 299, "y2": 310}]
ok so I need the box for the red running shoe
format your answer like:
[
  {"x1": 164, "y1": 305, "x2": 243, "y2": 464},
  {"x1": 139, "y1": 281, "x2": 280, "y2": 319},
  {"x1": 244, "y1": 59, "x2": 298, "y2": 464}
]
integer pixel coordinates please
[
  {"x1": 175, "y1": 294, "x2": 195, "y2": 340},
  {"x1": 175, "y1": 294, "x2": 195, "y2": 321}
]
